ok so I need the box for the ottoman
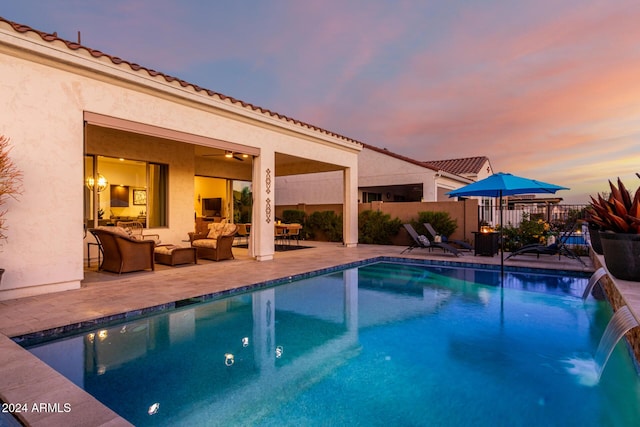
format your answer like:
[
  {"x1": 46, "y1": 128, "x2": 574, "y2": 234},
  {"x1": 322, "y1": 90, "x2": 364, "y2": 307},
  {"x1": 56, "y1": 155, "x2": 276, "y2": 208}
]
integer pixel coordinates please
[{"x1": 154, "y1": 245, "x2": 197, "y2": 266}]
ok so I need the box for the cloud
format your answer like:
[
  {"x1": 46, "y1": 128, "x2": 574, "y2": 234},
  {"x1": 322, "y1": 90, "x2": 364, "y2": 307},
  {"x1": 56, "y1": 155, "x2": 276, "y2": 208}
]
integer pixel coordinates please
[
  {"x1": 6, "y1": 0, "x2": 640, "y2": 203},
  {"x1": 301, "y1": 0, "x2": 640, "y2": 202}
]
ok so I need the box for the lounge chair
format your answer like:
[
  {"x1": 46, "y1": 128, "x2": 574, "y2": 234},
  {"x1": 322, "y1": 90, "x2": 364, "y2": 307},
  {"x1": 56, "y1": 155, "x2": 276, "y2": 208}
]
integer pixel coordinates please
[
  {"x1": 401, "y1": 224, "x2": 461, "y2": 256},
  {"x1": 505, "y1": 221, "x2": 585, "y2": 265},
  {"x1": 89, "y1": 227, "x2": 155, "y2": 273},
  {"x1": 424, "y1": 223, "x2": 473, "y2": 251}
]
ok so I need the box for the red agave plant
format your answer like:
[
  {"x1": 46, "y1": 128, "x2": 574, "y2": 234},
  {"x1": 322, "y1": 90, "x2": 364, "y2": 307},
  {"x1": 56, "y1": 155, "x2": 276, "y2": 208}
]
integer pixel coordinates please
[{"x1": 587, "y1": 174, "x2": 640, "y2": 234}]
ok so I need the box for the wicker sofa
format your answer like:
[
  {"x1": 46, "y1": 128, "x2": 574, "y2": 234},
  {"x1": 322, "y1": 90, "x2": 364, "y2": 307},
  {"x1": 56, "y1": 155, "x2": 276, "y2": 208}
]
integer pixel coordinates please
[
  {"x1": 189, "y1": 223, "x2": 238, "y2": 261},
  {"x1": 89, "y1": 227, "x2": 155, "y2": 273}
]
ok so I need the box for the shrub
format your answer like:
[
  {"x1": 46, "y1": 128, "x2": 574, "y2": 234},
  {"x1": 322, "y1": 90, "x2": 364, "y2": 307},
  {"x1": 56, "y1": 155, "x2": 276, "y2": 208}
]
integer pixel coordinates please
[
  {"x1": 282, "y1": 209, "x2": 306, "y2": 224},
  {"x1": 411, "y1": 211, "x2": 457, "y2": 238},
  {"x1": 358, "y1": 210, "x2": 402, "y2": 244},
  {"x1": 499, "y1": 213, "x2": 553, "y2": 252},
  {"x1": 306, "y1": 211, "x2": 343, "y2": 242},
  {"x1": 233, "y1": 187, "x2": 252, "y2": 223}
]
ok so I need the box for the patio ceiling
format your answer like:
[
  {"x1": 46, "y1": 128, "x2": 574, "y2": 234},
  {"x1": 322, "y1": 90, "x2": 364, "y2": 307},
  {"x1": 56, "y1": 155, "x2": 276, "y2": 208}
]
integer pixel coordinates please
[
  {"x1": 274, "y1": 152, "x2": 345, "y2": 176},
  {"x1": 195, "y1": 147, "x2": 346, "y2": 176},
  {"x1": 86, "y1": 114, "x2": 344, "y2": 178}
]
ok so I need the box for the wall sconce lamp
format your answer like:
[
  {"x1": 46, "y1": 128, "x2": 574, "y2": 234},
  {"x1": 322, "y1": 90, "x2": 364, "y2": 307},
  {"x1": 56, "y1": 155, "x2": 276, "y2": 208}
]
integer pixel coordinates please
[{"x1": 86, "y1": 174, "x2": 108, "y2": 192}]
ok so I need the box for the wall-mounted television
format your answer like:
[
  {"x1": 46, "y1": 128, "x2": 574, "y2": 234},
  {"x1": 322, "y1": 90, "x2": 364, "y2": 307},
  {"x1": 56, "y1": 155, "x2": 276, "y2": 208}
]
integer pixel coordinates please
[{"x1": 202, "y1": 197, "x2": 222, "y2": 217}]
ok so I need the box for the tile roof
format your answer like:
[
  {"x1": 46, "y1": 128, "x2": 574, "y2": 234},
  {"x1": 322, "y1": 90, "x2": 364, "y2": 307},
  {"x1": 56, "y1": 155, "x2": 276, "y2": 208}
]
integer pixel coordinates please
[
  {"x1": 422, "y1": 156, "x2": 490, "y2": 175},
  {"x1": 0, "y1": 16, "x2": 363, "y2": 147}
]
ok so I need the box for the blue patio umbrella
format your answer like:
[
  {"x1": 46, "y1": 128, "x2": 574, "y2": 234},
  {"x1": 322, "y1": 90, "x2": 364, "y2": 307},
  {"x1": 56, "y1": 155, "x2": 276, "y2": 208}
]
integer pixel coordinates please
[{"x1": 447, "y1": 172, "x2": 569, "y2": 276}]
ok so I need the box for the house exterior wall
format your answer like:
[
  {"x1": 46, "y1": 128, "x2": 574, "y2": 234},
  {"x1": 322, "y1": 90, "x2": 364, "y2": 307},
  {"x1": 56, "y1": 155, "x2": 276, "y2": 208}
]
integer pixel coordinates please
[
  {"x1": 1, "y1": 46, "x2": 87, "y2": 299},
  {"x1": 276, "y1": 171, "x2": 344, "y2": 205},
  {"x1": 275, "y1": 147, "x2": 438, "y2": 205},
  {"x1": 476, "y1": 159, "x2": 493, "y2": 181},
  {"x1": 358, "y1": 148, "x2": 437, "y2": 189},
  {"x1": 275, "y1": 146, "x2": 472, "y2": 205},
  {"x1": 0, "y1": 24, "x2": 360, "y2": 299},
  {"x1": 433, "y1": 174, "x2": 471, "y2": 201}
]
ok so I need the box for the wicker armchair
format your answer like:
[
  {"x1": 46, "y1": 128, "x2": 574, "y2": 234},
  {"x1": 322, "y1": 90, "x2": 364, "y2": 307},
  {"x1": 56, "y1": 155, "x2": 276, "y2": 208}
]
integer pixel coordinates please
[
  {"x1": 90, "y1": 227, "x2": 155, "y2": 273},
  {"x1": 116, "y1": 221, "x2": 161, "y2": 244},
  {"x1": 190, "y1": 223, "x2": 238, "y2": 261}
]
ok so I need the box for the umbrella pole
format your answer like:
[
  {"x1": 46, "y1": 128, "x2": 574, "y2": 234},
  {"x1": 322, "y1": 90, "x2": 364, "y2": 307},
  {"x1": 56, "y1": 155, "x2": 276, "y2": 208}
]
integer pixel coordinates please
[{"x1": 500, "y1": 191, "x2": 504, "y2": 282}]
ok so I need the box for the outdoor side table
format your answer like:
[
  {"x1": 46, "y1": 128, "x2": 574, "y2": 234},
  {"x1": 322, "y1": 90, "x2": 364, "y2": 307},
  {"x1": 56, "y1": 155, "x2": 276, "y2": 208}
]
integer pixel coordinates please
[{"x1": 473, "y1": 232, "x2": 499, "y2": 256}]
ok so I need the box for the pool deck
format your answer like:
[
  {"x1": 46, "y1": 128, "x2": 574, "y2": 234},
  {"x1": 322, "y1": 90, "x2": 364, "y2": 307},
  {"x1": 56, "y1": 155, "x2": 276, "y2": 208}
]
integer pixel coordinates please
[{"x1": 0, "y1": 241, "x2": 631, "y2": 426}]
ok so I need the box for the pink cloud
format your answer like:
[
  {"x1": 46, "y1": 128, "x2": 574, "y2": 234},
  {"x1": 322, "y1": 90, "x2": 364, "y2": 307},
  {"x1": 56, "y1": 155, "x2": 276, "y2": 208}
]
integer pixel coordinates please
[
  {"x1": 302, "y1": 0, "x2": 640, "y2": 202},
  {"x1": 12, "y1": 0, "x2": 639, "y2": 203}
]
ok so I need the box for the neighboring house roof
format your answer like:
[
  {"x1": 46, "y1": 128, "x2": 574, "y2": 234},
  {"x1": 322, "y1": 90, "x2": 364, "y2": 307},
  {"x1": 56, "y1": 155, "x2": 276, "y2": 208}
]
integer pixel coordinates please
[
  {"x1": 0, "y1": 16, "x2": 362, "y2": 147},
  {"x1": 423, "y1": 156, "x2": 492, "y2": 176},
  {"x1": 361, "y1": 143, "x2": 439, "y2": 171}
]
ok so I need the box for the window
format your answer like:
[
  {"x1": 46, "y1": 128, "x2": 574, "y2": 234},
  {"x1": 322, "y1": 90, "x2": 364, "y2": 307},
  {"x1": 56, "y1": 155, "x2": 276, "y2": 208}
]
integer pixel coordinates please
[
  {"x1": 362, "y1": 192, "x2": 382, "y2": 202},
  {"x1": 84, "y1": 155, "x2": 168, "y2": 228}
]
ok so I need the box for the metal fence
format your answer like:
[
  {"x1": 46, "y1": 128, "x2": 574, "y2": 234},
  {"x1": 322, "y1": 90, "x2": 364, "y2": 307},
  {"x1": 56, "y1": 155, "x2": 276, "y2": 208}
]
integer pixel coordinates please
[{"x1": 478, "y1": 204, "x2": 589, "y2": 228}]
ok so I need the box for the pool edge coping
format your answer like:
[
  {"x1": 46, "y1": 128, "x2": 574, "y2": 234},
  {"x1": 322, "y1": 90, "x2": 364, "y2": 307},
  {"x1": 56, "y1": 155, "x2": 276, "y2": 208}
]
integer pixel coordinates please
[{"x1": 13, "y1": 256, "x2": 592, "y2": 346}]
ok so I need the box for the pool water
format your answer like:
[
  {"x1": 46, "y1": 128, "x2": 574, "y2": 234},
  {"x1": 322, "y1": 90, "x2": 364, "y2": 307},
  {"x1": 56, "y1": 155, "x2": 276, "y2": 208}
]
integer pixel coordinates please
[
  {"x1": 24, "y1": 262, "x2": 640, "y2": 426},
  {"x1": 565, "y1": 235, "x2": 587, "y2": 245}
]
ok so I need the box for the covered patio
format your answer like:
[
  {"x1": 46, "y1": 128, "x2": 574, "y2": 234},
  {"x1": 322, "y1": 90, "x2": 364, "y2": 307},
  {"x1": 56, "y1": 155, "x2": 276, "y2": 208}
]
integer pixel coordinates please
[{"x1": 0, "y1": 17, "x2": 361, "y2": 300}]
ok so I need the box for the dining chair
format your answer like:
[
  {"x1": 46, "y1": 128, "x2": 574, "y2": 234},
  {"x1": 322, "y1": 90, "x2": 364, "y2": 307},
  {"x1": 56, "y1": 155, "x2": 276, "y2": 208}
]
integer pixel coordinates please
[{"x1": 275, "y1": 224, "x2": 288, "y2": 246}]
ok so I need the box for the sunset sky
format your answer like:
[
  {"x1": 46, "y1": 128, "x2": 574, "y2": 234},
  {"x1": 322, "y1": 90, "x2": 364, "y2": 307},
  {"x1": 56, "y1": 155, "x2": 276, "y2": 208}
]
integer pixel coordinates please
[{"x1": 4, "y1": 0, "x2": 640, "y2": 203}]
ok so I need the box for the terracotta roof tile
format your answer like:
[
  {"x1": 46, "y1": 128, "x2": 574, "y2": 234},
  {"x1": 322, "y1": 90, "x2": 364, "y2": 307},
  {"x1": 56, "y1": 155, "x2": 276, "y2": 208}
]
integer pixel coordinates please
[
  {"x1": 423, "y1": 156, "x2": 490, "y2": 175},
  {"x1": 0, "y1": 16, "x2": 362, "y2": 147}
]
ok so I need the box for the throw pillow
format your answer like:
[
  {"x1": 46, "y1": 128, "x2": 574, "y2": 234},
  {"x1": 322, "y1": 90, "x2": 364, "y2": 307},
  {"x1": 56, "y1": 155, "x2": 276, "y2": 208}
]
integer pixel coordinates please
[
  {"x1": 207, "y1": 223, "x2": 223, "y2": 239},
  {"x1": 418, "y1": 235, "x2": 430, "y2": 246}
]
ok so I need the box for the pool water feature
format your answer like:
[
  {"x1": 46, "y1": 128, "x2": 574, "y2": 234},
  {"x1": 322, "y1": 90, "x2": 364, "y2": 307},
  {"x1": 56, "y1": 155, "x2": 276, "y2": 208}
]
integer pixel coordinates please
[
  {"x1": 594, "y1": 306, "x2": 640, "y2": 376},
  {"x1": 22, "y1": 262, "x2": 640, "y2": 426}
]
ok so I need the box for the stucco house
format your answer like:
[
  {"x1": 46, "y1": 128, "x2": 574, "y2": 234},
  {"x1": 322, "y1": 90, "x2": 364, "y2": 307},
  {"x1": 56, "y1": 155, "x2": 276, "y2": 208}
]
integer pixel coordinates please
[
  {"x1": 276, "y1": 144, "x2": 476, "y2": 211},
  {"x1": 0, "y1": 17, "x2": 362, "y2": 300}
]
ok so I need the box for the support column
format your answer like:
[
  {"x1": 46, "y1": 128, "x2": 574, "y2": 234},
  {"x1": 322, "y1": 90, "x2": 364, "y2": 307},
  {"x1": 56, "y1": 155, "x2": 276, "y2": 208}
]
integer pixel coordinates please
[
  {"x1": 250, "y1": 150, "x2": 275, "y2": 261},
  {"x1": 343, "y1": 166, "x2": 358, "y2": 247}
]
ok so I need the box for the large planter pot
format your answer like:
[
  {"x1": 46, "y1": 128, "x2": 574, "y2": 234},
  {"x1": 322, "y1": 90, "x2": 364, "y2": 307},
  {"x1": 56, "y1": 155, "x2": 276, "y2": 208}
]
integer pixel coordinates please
[
  {"x1": 599, "y1": 232, "x2": 640, "y2": 281},
  {"x1": 588, "y1": 224, "x2": 603, "y2": 254}
]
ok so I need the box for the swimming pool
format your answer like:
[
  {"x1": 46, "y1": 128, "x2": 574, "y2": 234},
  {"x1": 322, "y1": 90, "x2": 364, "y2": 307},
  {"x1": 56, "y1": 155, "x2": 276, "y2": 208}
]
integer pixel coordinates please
[{"x1": 23, "y1": 262, "x2": 640, "y2": 426}]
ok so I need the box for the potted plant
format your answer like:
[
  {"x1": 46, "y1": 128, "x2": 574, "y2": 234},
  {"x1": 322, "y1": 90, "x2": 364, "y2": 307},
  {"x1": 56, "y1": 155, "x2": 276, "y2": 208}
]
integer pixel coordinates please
[
  {"x1": 587, "y1": 175, "x2": 640, "y2": 281},
  {"x1": 587, "y1": 221, "x2": 604, "y2": 254},
  {"x1": 0, "y1": 135, "x2": 23, "y2": 282}
]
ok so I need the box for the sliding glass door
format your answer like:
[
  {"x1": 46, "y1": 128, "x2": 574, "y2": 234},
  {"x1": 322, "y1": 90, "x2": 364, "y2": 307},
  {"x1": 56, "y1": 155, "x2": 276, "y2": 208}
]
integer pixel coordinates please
[{"x1": 84, "y1": 155, "x2": 167, "y2": 229}]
